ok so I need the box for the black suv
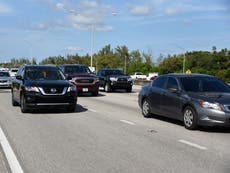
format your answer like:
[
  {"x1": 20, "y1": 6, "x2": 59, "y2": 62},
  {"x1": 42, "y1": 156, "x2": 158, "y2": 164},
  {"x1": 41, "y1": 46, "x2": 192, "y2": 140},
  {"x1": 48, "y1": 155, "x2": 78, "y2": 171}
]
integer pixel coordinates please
[
  {"x1": 59, "y1": 64, "x2": 99, "y2": 96},
  {"x1": 97, "y1": 69, "x2": 133, "y2": 92},
  {"x1": 11, "y1": 65, "x2": 77, "y2": 113}
]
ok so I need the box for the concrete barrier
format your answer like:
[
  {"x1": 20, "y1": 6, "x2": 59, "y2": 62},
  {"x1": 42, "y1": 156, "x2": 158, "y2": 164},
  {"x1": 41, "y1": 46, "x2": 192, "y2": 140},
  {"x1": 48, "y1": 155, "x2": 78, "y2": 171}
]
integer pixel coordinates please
[{"x1": 133, "y1": 79, "x2": 151, "y2": 86}]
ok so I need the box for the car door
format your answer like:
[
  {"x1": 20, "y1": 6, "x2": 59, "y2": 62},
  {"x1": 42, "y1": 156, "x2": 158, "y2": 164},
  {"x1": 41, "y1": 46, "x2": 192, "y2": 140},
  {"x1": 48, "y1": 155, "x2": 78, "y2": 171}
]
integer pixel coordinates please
[
  {"x1": 148, "y1": 76, "x2": 167, "y2": 115},
  {"x1": 160, "y1": 76, "x2": 182, "y2": 119}
]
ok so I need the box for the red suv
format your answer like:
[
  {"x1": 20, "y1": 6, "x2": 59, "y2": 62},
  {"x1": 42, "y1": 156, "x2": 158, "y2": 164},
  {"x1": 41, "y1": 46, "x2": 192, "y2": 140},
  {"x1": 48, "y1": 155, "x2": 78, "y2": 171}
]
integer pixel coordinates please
[{"x1": 60, "y1": 64, "x2": 99, "y2": 96}]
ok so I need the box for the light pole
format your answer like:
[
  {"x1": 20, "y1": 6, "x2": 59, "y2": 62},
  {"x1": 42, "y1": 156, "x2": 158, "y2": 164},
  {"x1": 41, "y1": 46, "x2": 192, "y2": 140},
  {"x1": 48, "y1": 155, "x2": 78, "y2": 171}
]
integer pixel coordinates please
[{"x1": 90, "y1": 24, "x2": 94, "y2": 69}]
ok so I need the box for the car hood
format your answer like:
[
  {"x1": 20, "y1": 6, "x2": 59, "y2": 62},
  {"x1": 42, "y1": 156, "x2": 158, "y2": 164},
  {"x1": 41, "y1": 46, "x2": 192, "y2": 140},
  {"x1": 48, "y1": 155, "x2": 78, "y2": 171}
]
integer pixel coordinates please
[
  {"x1": 66, "y1": 73, "x2": 96, "y2": 78},
  {"x1": 25, "y1": 80, "x2": 71, "y2": 87},
  {"x1": 187, "y1": 92, "x2": 230, "y2": 104}
]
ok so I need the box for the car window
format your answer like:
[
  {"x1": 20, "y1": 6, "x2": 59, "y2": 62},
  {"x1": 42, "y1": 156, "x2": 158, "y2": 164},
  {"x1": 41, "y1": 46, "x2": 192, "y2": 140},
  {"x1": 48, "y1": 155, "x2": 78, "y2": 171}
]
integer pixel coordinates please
[
  {"x1": 65, "y1": 66, "x2": 91, "y2": 74},
  {"x1": 152, "y1": 76, "x2": 167, "y2": 88},
  {"x1": 25, "y1": 67, "x2": 65, "y2": 80},
  {"x1": 0, "y1": 72, "x2": 10, "y2": 77},
  {"x1": 105, "y1": 70, "x2": 123, "y2": 76},
  {"x1": 166, "y1": 77, "x2": 178, "y2": 90},
  {"x1": 180, "y1": 76, "x2": 230, "y2": 92}
]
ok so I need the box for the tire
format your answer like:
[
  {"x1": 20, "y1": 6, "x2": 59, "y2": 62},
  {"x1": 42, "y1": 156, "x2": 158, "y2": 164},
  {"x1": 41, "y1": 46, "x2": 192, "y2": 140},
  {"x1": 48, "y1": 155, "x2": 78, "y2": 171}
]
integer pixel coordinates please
[
  {"x1": 11, "y1": 92, "x2": 18, "y2": 106},
  {"x1": 92, "y1": 91, "x2": 98, "y2": 96},
  {"x1": 142, "y1": 98, "x2": 151, "y2": 118},
  {"x1": 183, "y1": 106, "x2": 198, "y2": 130},
  {"x1": 67, "y1": 104, "x2": 76, "y2": 112},
  {"x1": 104, "y1": 83, "x2": 111, "y2": 92},
  {"x1": 20, "y1": 95, "x2": 29, "y2": 113},
  {"x1": 126, "y1": 87, "x2": 132, "y2": 93}
]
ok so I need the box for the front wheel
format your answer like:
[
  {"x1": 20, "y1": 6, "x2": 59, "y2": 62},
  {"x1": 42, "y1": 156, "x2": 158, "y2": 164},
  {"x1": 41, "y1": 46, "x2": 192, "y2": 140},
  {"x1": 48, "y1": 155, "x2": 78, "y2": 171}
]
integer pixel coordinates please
[
  {"x1": 142, "y1": 98, "x2": 151, "y2": 118},
  {"x1": 20, "y1": 95, "x2": 29, "y2": 113},
  {"x1": 183, "y1": 106, "x2": 198, "y2": 130},
  {"x1": 126, "y1": 87, "x2": 132, "y2": 93}
]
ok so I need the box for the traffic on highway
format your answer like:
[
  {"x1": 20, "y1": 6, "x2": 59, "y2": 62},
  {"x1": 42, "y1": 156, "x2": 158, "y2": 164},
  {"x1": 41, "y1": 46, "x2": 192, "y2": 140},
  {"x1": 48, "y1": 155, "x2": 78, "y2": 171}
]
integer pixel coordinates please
[{"x1": 0, "y1": 65, "x2": 229, "y2": 173}]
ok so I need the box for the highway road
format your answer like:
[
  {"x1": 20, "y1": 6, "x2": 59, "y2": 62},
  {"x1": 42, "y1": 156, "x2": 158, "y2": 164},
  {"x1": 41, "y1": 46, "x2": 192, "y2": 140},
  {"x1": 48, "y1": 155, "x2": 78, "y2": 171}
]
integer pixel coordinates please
[{"x1": 0, "y1": 87, "x2": 230, "y2": 173}]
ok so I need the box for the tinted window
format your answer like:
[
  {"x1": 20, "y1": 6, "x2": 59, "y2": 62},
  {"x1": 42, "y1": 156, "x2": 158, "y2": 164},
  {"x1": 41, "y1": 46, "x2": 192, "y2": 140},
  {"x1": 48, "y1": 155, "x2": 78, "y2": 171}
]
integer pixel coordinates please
[
  {"x1": 180, "y1": 76, "x2": 230, "y2": 92},
  {"x1": 25, "y1": 67, "x2": 65, "y2": 80},
  {"x1": 152, "y1": 76, "x2": 167, "y2": 88},
  {"x1": 166, "y1": 77, "x2": 178, "y2": 90},
  {"x1": 65, "y1": 66, "x2": 91, "y2": 74},
  {"x1": 0, "y1": 72, "x2": 10, "y2": 77},
  {"x1": 105, "y1": 70, "x2": 123, "y2": 76}
]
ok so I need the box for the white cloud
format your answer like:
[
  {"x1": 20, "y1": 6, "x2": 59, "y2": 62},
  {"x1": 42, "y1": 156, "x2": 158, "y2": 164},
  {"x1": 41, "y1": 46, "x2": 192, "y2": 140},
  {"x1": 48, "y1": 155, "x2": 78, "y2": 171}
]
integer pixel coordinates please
[
  {"x1": 164, "y1": 6, "x2": 184, "y2": 15},
  {"x1": 56, "y1": 3, "x2": 65, "y2": 10},
  {"x1": 64, "y1": 46, "x2": 83, "y2": 52},
  {"x1": 0, "y1": 3, "x2": 12, "y2": 13},
  {"x1": 129, "y1": 5, "x2": 153, "y2": 16}
]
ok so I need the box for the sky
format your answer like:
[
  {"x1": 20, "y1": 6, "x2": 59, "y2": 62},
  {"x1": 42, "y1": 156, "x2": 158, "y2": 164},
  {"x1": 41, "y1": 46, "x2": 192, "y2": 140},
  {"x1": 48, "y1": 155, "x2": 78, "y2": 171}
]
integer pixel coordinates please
[{"x1": 0, "y1": 0, "x2": 230, "y2": 63}]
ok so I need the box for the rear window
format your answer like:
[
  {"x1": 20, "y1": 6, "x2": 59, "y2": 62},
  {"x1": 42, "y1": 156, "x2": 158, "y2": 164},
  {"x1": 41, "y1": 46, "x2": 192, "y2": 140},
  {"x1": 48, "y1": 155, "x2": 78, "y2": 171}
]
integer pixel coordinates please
[
  {"x1": 0, "y1": 72, "x2": 10, "y2": 77},
  {"x1": 180, "y1": 76, "x2": 230, "y2": 92},
  {"x1": 65, "y1": 66, "x2": 91, "y2": 74}
]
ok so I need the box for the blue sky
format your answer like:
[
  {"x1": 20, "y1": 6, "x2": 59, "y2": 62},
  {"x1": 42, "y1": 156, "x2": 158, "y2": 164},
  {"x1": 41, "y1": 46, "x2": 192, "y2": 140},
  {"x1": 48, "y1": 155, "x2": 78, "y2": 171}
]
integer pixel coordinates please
[{"x1": 0, "y1": 0, "x2": 230, "y2": 63}]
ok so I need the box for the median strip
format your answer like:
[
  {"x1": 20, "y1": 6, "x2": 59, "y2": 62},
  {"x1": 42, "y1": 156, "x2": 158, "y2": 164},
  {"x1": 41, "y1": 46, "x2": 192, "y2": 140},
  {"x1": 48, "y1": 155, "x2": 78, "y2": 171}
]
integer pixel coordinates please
[
  {"x1": 0, "y1": 126, "x2": 24, "y2": 173},
  {"x1": 120, "y1": 120, "x2": 135, "y2": 125},
  {"x1": 178, "y1": 139, "x2": 207, "y2": 150}
]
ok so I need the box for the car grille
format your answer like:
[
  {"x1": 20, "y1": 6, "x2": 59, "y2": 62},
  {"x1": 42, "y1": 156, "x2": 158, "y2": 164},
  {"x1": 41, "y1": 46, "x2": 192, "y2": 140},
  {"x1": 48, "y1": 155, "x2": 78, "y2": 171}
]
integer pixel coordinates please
[
  {"x1": 0, "y1": 80, "x2": 7, "y2": 83},
  {"x1": 117, "y1": 78, "x2": 127, "y2": 82},
  {"x1": 76, "y1": 78, "x2": 94, "y2": 83},
  {"x1": 41, "y1": 87, "x2": 65, "y2": 94}
]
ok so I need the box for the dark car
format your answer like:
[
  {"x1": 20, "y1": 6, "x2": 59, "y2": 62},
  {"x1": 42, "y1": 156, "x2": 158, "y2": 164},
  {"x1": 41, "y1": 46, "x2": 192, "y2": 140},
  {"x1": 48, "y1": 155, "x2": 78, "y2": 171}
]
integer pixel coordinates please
[
  {"x1": 11, "y1": 65, "x2": 77, "y2": 113},
  {"x1": 138, "y1": 73, "x2": 230, "y2": 130},
  {"x1": 97, "y1": 69, "x2": 133, "y2": 92},
  {"x1": 59, "y1": 64, "x2": 99, "y2": 96}
]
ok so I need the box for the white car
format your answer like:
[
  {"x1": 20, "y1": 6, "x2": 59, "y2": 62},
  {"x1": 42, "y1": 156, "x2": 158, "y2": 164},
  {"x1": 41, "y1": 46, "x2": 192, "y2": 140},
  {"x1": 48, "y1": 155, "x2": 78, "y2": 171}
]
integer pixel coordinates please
[
  {"x1": 130, "y1": 72, "x2": 147, "y2": 80},
  {"x1": 0, "y1": 71, "x2": 11, "y2": 88},
  {"x1": 9, "y1": 68, "x2": 18, "y2": 77}
]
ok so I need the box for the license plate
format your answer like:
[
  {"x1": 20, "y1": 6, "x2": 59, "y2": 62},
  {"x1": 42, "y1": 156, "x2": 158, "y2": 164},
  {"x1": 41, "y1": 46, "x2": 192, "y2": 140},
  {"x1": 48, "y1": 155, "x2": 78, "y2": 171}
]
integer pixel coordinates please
[{"x1": 82, "y1": 88, "x2": 88, "y2": 92}]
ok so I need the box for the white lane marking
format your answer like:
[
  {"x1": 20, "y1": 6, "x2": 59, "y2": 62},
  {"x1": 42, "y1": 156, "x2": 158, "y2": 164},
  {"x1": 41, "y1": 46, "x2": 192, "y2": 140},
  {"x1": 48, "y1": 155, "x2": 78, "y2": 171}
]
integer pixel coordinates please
[
  {"x1": 178, "y1": 139, "x2": 207, "y2": 150},
  {"x1": 0, "y1": 127, "x2": 24, "y2": 173},
  {"x1": 89, "y1": 109, "x2": 97, "y2": 113},
  {"x1": 120, "y1": 120, "x2": 135, "y2": 125}
]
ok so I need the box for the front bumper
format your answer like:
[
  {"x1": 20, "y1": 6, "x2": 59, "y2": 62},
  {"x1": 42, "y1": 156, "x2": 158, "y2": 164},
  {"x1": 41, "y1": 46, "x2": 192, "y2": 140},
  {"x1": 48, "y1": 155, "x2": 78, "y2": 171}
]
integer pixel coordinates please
[
  {"x1": 197, "y1": 107, "x2": 230, "y2": 127},
  {"x1": 75, "y1": 83, "x2": 99, "y2": 93},
  {"x1": 110, "y1": 81, "x2": 133, "y2": 89},
  {"x1": 23, "y1": 91, "x2": 77, "y2": 108}
]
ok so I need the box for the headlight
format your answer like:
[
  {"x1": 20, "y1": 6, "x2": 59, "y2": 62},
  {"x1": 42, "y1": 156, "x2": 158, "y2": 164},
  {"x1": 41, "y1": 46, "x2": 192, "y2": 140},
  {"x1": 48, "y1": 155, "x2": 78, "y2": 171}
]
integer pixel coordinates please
[
  {"x1": 128, "y1": 77, "x2": 133, "y2": 82},
  {"x1": 67, "y1": 85, "x2": 77, "y2": 92},
  {"x1": 198, "y1": 100, "x2": 223, "y2": 111},
  {"x1": 94, "y1": 78, "x2": 99, "y2": 82},
  {"x1": 110, "y1": 77, "x2": 117, "y2": 81},
  {"x1": 25, "y1": 86, "x2": 40, "y2": 92}
]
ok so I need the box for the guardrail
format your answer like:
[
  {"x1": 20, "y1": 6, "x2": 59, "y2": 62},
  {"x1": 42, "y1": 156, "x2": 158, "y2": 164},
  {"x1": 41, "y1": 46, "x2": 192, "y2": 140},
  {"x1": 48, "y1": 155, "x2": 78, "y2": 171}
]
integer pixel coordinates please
[{"x1": 133, "y1": 79, "x2": 151, "y2": 86}]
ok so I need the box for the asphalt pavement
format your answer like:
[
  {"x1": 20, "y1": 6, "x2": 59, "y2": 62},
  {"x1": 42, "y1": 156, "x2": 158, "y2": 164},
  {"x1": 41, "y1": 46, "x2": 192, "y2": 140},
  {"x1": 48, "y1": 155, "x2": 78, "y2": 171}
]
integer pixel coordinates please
[{"x1": 0, "y1": 86, "x2": 230, "y2": 173}]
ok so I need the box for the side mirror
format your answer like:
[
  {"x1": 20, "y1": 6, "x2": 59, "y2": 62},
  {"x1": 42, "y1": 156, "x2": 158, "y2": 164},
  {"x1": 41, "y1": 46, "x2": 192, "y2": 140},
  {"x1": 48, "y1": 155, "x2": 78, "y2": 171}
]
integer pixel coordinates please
[
  {"x1": 66, "y1": 76, "x2": 72, "y2": 80},
  {"x1": 16, "y1": 75, "x2": 23, "y2": 80}
]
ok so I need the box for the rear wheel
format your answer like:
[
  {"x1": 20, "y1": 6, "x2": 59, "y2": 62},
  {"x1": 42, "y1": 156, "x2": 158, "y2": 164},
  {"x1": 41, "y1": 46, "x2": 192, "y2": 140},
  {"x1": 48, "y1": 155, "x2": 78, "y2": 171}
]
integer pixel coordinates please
[
  {"x1": 183, "y1": 106, "x2": 198, "y2": 130},
  {"x1": 142, "y1": 98, "x2": 151, "y2": 118},
  {"x1": 11, "y1": 92, "x2": 18, "y2": 106},
  {"x1": 126, "y1": 87, "x2": 132, "y2": 93},
  {"x1": 92, "y1": 90, "x2": 98, "y2": 96},
  {"x1": 104, "y1": 83, "x2": 111, "y2": 92},
  {"x1": 20, "y1": 95, "x2": 29, "y2": 113}
]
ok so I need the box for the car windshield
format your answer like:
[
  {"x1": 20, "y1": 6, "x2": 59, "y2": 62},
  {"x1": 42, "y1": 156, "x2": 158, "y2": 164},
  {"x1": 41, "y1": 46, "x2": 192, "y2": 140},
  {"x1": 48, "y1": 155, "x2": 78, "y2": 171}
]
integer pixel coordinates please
[
  {"x1": 0, "y1": 72, "x2": 10, "y2": 77},
  {"x1": 180, "y1": 76, "x2": 230, "y2": 93},
  {"x1": 105, "y1": 70, "x2": 124, "y2": 76},
  {"x1": 25, "y1": 67, "x2": 65, "y2": 80},
  {"x1": 65, "y1": 66, "x2": 91, "y2": 74}
]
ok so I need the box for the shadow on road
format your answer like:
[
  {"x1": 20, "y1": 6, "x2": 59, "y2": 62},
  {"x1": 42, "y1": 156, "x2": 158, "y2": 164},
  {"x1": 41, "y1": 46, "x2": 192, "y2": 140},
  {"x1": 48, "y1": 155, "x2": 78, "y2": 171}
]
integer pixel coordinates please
[
  {"x1": 148, "y1": 114, "x2": 230, "y2": 133},
  {"x1": 29, "y1": 104, "x2": 88, "y2": 114}
]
